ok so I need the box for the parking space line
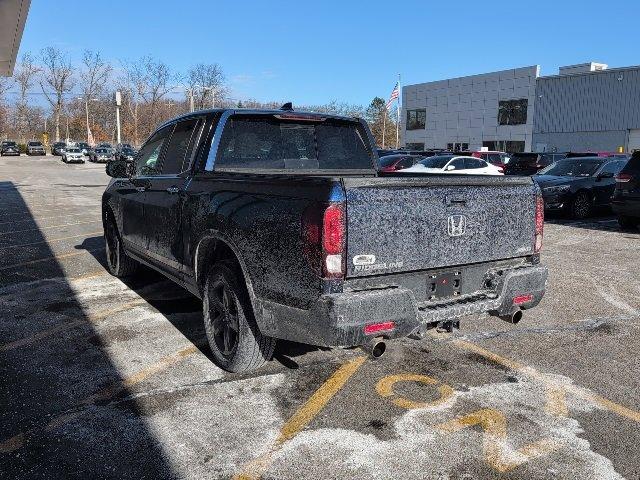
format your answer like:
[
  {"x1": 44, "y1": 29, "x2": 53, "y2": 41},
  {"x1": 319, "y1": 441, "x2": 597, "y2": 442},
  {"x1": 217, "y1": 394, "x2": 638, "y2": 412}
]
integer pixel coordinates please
[
  {"x1": 233, "y1": 355, "x2": 366, "y2": 480},
  {"x1": 0, "y1": 343, "x2": 200, "y2": 453},
  {"x1": 0, "y1": 220, "x2": 102, "y2": 236},
  {"x1": 376, "y1": 373, "x2": 454, "y2": 410},
  {"x1": 0, "y1": 298, "x2": 148, "y2": 352},
  {"x1": 447, "y1": 336, "x2": 640, "y2": 425},
  {"x1": 0, "y1": 249, "x2": 102, "y2": 271},
  {"x1": 0, "y1": 231, "x2": 103, "y2": 250},
  {"x1": 0, "y1": 211, "x2": 101, "y2": 226}
]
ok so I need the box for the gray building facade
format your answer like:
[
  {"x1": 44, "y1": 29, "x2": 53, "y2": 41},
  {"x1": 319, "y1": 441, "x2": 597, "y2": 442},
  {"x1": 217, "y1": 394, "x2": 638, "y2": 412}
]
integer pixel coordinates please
[
  {"x1": 402, "y1": 66, "x2": 539, "y2": 152},
  {"x1": 533, "y1": 65, "x2": 640, "y2": 153}
]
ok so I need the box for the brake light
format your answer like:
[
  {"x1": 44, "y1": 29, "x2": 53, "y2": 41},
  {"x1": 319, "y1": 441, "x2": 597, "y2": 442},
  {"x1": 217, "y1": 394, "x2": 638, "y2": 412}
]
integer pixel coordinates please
[
  {"x1": 615, "y1": 173, "x2": 633, "y2": 183},
  {"x1": 322, "y1": 204, "x2": 345, "y2": 278},
  {"x1": 534, "y1": 194, "x2": 544, "y2": 253},
  {"x1": 513, "y1": 294, "x2": 534, "y2": 305}
]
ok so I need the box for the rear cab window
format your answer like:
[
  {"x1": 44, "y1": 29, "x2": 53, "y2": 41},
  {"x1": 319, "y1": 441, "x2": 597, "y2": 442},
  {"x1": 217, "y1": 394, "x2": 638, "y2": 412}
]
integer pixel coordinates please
[{"x1": 213, "y1": 114, "x2": 374, "y2": 173}]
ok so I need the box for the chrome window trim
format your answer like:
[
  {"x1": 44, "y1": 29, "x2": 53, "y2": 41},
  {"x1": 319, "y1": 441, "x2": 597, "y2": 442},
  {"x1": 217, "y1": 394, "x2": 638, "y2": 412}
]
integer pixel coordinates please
[{"x1": 204, "y1": 109, "x2": 236, "y2": 172}]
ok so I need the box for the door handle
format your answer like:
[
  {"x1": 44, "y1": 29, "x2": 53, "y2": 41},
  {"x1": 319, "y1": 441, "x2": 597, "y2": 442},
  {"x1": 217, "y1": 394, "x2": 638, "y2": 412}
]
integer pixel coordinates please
[{"x1": 166, "y1": 186, "x2": 180, "y2": 194}]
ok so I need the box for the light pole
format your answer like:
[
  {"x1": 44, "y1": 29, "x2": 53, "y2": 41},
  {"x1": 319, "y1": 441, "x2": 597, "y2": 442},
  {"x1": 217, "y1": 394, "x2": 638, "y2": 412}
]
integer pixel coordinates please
[
  {"x1": 115, "y1": 91, "x2": 122, "y2": 145},
  {"x1": 78, "y1": 96, "x2": 99, "y2": 144}
]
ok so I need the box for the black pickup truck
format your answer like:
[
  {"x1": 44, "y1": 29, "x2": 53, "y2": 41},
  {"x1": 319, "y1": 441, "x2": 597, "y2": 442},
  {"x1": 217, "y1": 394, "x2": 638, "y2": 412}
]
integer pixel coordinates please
[{"x1": 102, "y1": 107, "x2": 548, "y2": 372}]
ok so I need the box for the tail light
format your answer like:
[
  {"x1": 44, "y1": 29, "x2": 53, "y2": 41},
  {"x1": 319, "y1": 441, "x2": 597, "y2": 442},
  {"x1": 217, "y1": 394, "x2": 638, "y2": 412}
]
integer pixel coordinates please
[
  {"x1": 615, "y1": 173, "x2": 633, "y2": 183},
  {"x1": 534, "y1": 194, "x2": 544, "y2": 253},
  {"x1": 302, "y1": 202, "x2": 346, "y2": 279}
]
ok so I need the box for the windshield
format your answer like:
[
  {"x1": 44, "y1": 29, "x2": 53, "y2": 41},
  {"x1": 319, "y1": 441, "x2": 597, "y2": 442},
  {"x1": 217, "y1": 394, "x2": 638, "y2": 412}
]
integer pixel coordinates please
[
  {"x1": 378, "y1": 155, "x2": 403, "y2": 168},
  {"x1": 28, "y1": 142, "x2": 42, "y2": 146},
  {"x1": 3, "y1": 142, "x2": 16, "y2": 146},
  {"x1": 67, "y1": 148, "x2": 81, "y2": 153},
  {"x1": 538, "y1": 159, "x2": 603, "y2": 177},
  {"x1": 216, "y1": 116, "x2": 374, "y2": 171},
  {"x1": 417, "y1": 155, "x2": 453, "y2": 169},
  {"x1": 95, "y1": 148, "x2": 109, "y2": 153},
  {"x1": 122, "y1": 148, "x2": 135, "y2": 154}
]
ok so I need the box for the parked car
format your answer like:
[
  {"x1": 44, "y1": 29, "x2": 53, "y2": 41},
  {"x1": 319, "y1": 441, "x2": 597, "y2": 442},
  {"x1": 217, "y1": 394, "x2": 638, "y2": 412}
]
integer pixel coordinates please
[
  {"x1": 26, "y1": 141, "x2": 46, "y2": 156},
  {"x1": 116, "y1": 147, "x2": 137, "y2": 162},
  {"x1": 504, "y1": 152, "x2": 566, "y2": 176},
  {"x1": 89, "y1": 147, "x2": 115, "y2": 163},
  {"x1": 115, "y1": 143, "x2": 134, "y2": 154},
  {"x1": 76, "y1": 142, "x2": 93, "y2": 156},
  {"x1": 401, "y1": 154, "x2": 503, "y2": 175},
  {"x1": 102, "y1": 107, "x2": 547, "y2": 372},
  {"x1": 62, "y1": 147, "x2": 85, "y2": 163},
  {"x1": 470, "y1": 151, "x2": 511, "y2": 171},
  {"x1": 1, "y1": 140, "x2": 20, "y2": 156},
  {"x1": 52, "y1": 142, "x2": 66, "y2": 156},
  {"x1": 534, "y1": 156, "x2": 627, "y2": 218},
  {"x1": 612, "y1": 151, "x2": 640, "y2": 229},
  {"x1": 377, "y1": 154, "x2": 422, "y2": 172},
  {"x1": 97, "y1": 142, "x2": 113, "y2": 149}
]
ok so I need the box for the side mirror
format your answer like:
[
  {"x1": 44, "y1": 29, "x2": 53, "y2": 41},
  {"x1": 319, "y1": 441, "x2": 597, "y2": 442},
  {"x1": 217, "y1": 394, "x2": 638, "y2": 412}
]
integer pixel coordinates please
[
  {"x1": 106, "y1": 159, "x2": 130, "y2": 178},
  {"x1": 446, "y1": 164, "x2": 456, "y2": 171}
]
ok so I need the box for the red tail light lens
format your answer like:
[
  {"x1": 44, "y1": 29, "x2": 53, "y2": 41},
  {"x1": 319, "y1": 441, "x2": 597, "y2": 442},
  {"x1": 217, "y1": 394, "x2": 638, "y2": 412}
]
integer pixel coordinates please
[
  {"x1": 534, "y1": 194, "x2": 544, "y2": 253},
  {"x1": 322, "y1": 203, "x2": 345, "y2": 278},
  {"x1": 513, "y1": 294, "x2": 534, "y2": 305},
  {"x1": 615, "y1": 173, "x2": 633, "y2": 183},
  {"x1": 364, "y1": 321, "x2": 395, "y2": 335}
]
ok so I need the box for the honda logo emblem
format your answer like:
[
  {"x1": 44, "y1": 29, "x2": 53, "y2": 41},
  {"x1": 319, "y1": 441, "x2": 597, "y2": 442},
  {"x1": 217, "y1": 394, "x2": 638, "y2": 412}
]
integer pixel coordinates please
[{"x1": 447, "y1": 215, "x2": 467, "y2": 237}]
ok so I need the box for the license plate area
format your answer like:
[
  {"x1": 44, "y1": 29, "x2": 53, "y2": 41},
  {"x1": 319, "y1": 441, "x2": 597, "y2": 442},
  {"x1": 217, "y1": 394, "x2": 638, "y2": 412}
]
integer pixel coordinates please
[{"x1": 427, "y1": 271, "x2": 462, "y2": 300}]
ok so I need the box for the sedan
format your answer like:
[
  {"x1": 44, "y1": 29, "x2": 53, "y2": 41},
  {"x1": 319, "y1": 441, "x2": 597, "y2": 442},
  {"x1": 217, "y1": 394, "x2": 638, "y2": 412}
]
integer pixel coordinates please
[
  {"x1": 534, "y1": 157, "x2": 627, "y2": 219},
  {"x1": 377, "y1": 154, "x2": 422, "y2": 172},
  {"x1": 1, "y1": 141, "x2": 20, "y2": 156},
  {"x1": 88, "y1": 147, "x2": 115, "y2": 163},
  {"x1": 62, "y1": 147, "x2": 86, "y2": 164},
  {"x1": 401, "y1": 155, "x2": 503, "y2": 175}
]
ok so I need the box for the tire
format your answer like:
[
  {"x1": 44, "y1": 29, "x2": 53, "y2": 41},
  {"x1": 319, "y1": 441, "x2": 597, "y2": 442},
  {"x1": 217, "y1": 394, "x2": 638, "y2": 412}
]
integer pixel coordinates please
[
  {"x1": 104, "y1": 215, "x2": 139, "y2": 277},
  {"x1": 203, "y1": 262, "x2": 276, "y2": 372},
  {"x1": 571, "y1": 191, "x2": 591, "y2": 219},
  {"x1": 618, "y1": 216, "x2": 639, "y2": 231}
]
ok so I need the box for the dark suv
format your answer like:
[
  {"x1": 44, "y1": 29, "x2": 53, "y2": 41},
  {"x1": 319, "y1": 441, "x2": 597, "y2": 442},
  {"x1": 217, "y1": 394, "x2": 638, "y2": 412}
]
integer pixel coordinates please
[
  {"x1": 612, "y1": 151, "x2": 640, "y2": 229},
  {"x1": 505, "y1": 152, "x2": 566, "y2": 176},
  {"x1": 1, "y1": 141, "x2": 20, "y2": 156}
]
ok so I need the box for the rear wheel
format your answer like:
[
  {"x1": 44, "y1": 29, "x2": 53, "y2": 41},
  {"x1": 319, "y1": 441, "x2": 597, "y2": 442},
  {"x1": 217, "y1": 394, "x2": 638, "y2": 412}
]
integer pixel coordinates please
[
  {"x1": 618, "y1": 216, "x2": 639, "y2": 230},
  {"x1": 203, "y1": 262, "x2": 276, "y2": 372},
  {"x1": 571, "y1": 191, "x2": 591, "y2": 219},
  {"x1": 104, "y1": 215, "x2": 139, "y2": 277}
]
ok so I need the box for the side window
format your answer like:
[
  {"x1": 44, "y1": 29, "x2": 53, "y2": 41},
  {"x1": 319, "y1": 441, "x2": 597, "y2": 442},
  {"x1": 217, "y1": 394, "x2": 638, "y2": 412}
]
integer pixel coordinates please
[
  {"x1": 488, "y1": 153, "x2": 501, "y2": 164},
  {"x1": 464, "y1": 158, "x2": 485, "y2": 169},
  {"x1": 449, "y1": 158, "x2": 465, "y2": 170},
  {"x1": 135, "y1": 125, "x2": 173, "y2": 176},
  {"x1": 599, "y1": 161, "x2": 624, "y2": 175},
  {"x1": 160, "y1": 119, "x2": 201, "y2": 175},
  {"x1": 399, "y1": 157, "x2": 414, "y2": 168}
]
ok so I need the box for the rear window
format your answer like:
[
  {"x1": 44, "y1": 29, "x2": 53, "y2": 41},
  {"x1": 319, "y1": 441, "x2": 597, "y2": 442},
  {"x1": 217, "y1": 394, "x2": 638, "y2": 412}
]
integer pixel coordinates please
[
  {"x1": 418, "y1": 155, "x2": 454, "y2": 169},
  {"x1": 511, "y1": 153, "x2": 538, "y2": 165},
  {"x1": 215, "y1": 115, "x2": 374, "y2": 171},
  {"x1": 378, "y1": 155, "x2": 403, "y2": 168},
  {"x1": 28, "y1": 142, "x2": 43, "y2": 146}
]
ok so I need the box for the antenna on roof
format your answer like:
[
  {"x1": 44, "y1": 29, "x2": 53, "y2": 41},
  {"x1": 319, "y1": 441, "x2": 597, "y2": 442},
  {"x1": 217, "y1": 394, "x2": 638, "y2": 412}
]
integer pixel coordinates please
[{"x1": 280, "y1": 102, "x2": 293, "y2": 111}]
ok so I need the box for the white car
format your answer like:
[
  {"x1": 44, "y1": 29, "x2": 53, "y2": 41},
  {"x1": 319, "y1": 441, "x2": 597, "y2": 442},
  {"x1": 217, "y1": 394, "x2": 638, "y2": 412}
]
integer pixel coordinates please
[
  {"x1": 62, "y1": 147, "x2": 86, "y2": 164},
  {"x1": 401, "y1": 154, "x2": 504, "y2": 175}
]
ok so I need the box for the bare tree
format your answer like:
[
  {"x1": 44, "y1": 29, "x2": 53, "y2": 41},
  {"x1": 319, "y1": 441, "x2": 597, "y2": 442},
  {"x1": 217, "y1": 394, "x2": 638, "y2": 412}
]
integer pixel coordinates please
[
  {"x1": 13, "y1": 52, "x2": 40, "y2": 139},
  {"x1": 120, "y1": 59, "x2": 148, "y2": 145},
  {"x1": 187, "y1": 63, "x2": 225, "y2": 110},
  {"x1": 39, "y1": 47, "x2": 75, "y2": 141},
  {"x1": 139, "y1": 56, "x2": 177, "y2": 125},
  {"x1": 79, "y1": 50, "x2": 112, "y2": 142}
]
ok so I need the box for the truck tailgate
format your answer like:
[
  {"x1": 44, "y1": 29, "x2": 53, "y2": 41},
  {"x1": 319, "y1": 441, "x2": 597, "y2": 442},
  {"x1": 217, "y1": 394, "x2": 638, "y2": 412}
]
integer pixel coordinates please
[{"x1": 343, "y1": 176, "x2": 537, "y2": 278}]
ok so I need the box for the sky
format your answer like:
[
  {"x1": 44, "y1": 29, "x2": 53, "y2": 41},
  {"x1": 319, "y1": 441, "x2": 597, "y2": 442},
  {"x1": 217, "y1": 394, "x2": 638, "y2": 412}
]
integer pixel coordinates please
[{"x1": 16, "y1": 0, "x2": 640, "y2": 107}]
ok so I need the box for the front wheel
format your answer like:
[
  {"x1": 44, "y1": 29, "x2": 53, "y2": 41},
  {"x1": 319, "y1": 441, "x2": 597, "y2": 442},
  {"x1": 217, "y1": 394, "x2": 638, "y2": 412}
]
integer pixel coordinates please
[
  {"x1": 571, "y1": 191, "x2": 591, "y2": 219},
  {"x1": 203, "y1": 262, "x2": 276, "y2": 372},
  {"x1": 104, "y1": 216, "x2": 139, "y2": 277}
]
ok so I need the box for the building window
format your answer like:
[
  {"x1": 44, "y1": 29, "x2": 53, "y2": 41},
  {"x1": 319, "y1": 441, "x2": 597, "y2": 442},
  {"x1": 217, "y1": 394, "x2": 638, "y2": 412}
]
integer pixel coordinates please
[
  {"x1": 496, "y1": 140, "x2": 525, "y2": 153},
  {"x1": 482, "y1": 141, "x2": 497, "y2": 150},
  {"x1": 406, "y1": 143, "x2": 425, "y2": 151},
  {"x1": 498, "y1": 99, "x2": 528, "y2": 126},
  {"x1": 406, "y1": 109, "x2": 426, "y2": 130}
]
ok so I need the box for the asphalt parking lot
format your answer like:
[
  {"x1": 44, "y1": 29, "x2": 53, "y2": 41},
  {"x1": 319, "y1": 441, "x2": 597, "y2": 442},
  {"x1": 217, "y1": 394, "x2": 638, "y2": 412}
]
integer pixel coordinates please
[{"x1": 1, "y1": 155, "x2": 639, "y2": 480}]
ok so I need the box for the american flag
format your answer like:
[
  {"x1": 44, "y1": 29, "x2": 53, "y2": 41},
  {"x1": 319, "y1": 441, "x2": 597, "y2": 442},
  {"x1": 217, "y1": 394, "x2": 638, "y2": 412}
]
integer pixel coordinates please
[{"x1": 386, "y1": 82, "x2": 399, "y2": 109}]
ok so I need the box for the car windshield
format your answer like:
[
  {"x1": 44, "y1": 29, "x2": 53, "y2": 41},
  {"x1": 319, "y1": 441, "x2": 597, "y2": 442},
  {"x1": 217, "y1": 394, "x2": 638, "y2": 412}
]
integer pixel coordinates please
[
  {"x1": 3, "y1": 142, "x2": 16, "y2": 146},
  {"x1": 122, "y1": 148, "x2": 134, "y2": 154},
  {"x1": 96, "y1": 148, "x2": 109, "y2": 153},
  {"x1": 538, "y1": 159, "x2": 603, "y2": 177},
  {"x1": 417, "y1": 155, "x2": 454, "y2": 169},
  {"x1": 28, "y1": 142, "x2": 42, "y2": 146},
  {"x1": 67, "y1": 148, "x2": 81, "y2": 153}
]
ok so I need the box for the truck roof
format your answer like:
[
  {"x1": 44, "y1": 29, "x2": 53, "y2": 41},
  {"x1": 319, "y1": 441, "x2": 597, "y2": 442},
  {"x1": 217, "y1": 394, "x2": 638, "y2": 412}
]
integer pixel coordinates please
[{"x1": 158, "y1": 108, "x2": 361, "y2": 130}]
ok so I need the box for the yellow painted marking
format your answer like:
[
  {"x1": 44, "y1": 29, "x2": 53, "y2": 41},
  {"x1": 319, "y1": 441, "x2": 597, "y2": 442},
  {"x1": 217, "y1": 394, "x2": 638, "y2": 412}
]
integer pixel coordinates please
[
  {"x1": 0, "y1": 231, "x2": 103, "y2": 250},
  {"x1": 0, "y1": 299, "x2": 148, "y2": 352},
  {"x1": 545, "y1": 385, "x2": 568, "y2": 417},
  {"x1": 0, "y1": 210, "x2": 100, "y2": 226},
  {"x1": 70, "y1": 269, "x2": 108, "y2": 281},
  {"x1": 437, "y1": 408, "x2": 560, "y2": 473},
  {"x1": 0, "y1": 344, "x2": 199, "y2": 453},
  {"x1": 0, "y1": 220, "x2": 101, "y2": 236},
  {"x1": 0, "y1": 249, "x2": 101, "y2": 271},
  {"x1": 449, "y1": 336, "x2": 640, "y2": 425},
  {"x1": 233, "y1": 356, "x2": 366, "y2": 480},
  {"x1": 376, "y1": 373, "x2": 454, "y2": 410}
]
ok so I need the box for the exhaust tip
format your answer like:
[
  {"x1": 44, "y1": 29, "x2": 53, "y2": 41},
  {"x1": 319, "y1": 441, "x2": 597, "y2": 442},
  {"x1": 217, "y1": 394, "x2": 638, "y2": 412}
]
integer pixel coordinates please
[
  {"x1": 371, "y1": 340, "x2": 386, "y2": 359},
  {"x1": 511, "y1": 309, "x2": 523, "y2": 324}
]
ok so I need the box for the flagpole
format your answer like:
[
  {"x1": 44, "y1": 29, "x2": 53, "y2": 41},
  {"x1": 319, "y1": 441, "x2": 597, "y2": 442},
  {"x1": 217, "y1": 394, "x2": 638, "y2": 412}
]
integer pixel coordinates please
[
  {"x1": 382, "y1": 106, "x2": 386, "y2": 149},
  {"x1": 396, "y1": 73, "x2": 401, "y2": 149}
]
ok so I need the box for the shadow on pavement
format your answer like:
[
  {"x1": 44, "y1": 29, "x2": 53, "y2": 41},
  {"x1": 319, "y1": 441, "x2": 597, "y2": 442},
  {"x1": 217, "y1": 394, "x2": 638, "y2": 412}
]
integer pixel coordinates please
[{"x1": 0, "y1": 181, "x2": 178, "y2": 479}]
